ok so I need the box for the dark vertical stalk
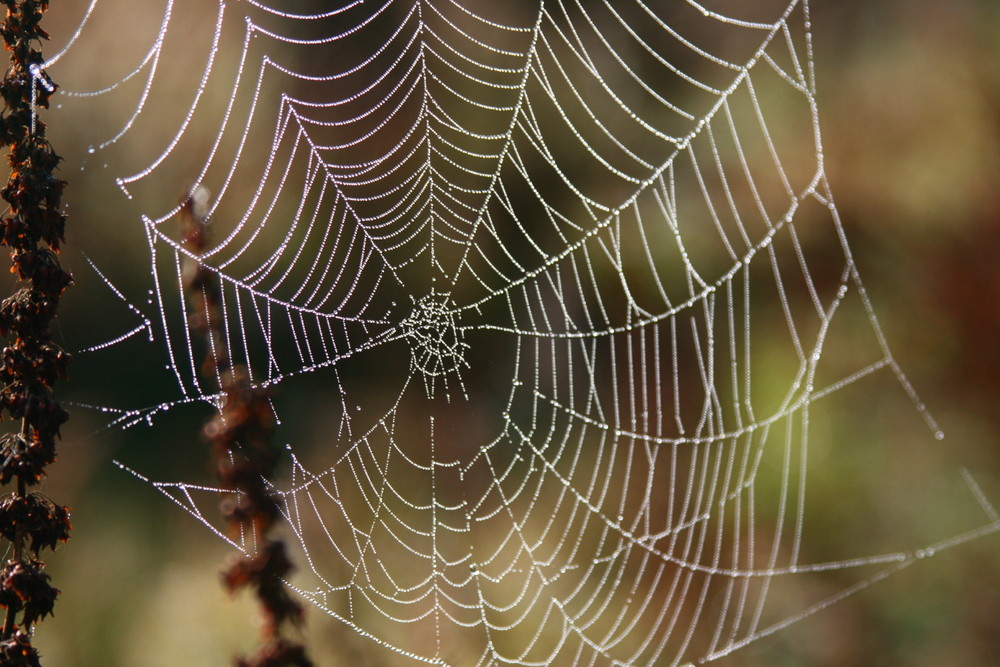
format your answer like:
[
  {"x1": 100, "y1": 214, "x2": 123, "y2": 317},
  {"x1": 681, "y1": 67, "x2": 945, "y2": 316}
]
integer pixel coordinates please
[
  {"x1": 0, "y1": 1, "x2": 72, "y2": 665},
  {"x1": 181, "y1": 191, "x2": 312, "y2": 667}
]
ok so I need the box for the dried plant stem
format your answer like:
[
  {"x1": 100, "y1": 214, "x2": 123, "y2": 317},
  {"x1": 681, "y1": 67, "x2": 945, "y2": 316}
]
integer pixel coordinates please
[
  {"x1": 181, "y1": 191, "x2": 312, "y2": 667},
  {"x1": 0, "y1": 1, "x2": 72, "y2": 665}
]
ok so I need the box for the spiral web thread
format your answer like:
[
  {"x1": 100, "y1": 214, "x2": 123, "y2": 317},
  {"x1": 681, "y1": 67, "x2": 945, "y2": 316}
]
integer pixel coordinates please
[{"x1": 48, "y1": 0, "x2": 998, "y2": 664}]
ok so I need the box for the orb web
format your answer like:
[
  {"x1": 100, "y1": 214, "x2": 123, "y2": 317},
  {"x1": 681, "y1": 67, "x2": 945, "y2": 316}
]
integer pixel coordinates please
[{"x1": 45, "y1": 0, "x2": 998, "y2": 664}]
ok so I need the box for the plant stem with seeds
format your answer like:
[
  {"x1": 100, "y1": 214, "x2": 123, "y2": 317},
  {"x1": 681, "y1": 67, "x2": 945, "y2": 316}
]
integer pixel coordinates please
[
  {"x1": 0, "y1": 2, "x2": 72, "y2": 665},
  {"x1": 181, "y1": 190, "x2": 312, "y2": 667}
]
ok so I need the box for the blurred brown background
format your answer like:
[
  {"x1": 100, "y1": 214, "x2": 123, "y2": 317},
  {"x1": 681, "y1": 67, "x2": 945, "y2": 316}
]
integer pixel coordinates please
[{"x1": 13, "y1": 0, "x2": 1000, "y2": 665}]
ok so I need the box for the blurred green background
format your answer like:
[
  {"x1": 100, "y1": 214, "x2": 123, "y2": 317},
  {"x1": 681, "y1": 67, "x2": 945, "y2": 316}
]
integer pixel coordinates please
[{"x1": 9, "y1": 0, "x2": 999, "y2": 664}]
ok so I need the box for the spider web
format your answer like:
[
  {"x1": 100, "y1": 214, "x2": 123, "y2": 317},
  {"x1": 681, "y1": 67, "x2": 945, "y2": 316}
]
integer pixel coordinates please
[{"x1": 45, "y1": 0, "x2": 998, "y2": 664}]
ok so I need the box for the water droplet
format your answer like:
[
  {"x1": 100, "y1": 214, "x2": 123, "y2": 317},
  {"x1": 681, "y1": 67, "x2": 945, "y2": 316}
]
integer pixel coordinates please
[
  {"x1": 935, "y1": 430, "x2": 945, "y2": 441},
  {"x1": 87, "y1": 146, "x2": 95, "y2": 154},
  {"x1": 56, "y1": 104, "x2": 62, "y2": 109}
]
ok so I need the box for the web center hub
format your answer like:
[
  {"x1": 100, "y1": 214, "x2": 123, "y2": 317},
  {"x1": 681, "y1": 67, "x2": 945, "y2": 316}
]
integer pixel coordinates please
[{"x1": 400, "y1": 291, "x2": 469, "y2": 399}]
